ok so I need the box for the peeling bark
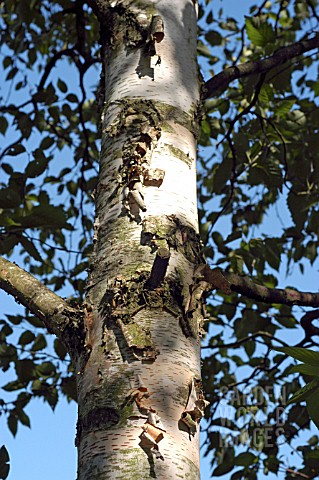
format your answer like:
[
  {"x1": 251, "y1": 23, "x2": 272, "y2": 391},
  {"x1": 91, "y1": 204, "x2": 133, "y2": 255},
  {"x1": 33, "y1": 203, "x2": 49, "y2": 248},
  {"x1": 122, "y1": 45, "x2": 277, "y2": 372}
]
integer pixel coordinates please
[{"x1": 76, "y1": 1, "x2": 205, "y2": 478}]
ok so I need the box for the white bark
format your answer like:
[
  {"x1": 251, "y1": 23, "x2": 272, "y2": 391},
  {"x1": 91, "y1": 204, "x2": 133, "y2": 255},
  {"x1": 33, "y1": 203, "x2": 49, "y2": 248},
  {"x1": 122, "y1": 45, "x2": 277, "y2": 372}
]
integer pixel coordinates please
[{"x1": 76, "y1": 2, "x2": 204, "y2": 478}]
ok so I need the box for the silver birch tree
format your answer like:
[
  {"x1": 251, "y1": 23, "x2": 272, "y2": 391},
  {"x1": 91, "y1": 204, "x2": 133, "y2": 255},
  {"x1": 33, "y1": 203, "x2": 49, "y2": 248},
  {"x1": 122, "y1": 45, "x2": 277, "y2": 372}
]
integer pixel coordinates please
[{"x1": 1, "y1": 1, "x2": 319, "y2": 479}]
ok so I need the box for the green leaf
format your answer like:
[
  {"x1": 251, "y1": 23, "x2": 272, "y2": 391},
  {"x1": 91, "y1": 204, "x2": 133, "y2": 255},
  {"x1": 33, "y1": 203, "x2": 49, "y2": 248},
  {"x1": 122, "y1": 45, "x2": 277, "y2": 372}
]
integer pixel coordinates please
[
  {"x1": 0, "y1": 445, "x2": 10, "y2": 480},
  {"x1": 273, "y1": 347, "x2": 319, "y2": 366},
  {"x1": 275, "y1": 98, "x2": 295, "y2": 117},
  {"x1": 286, "y1": 379, "x2": 319, "y2": 405},
  {"x1": 235, "y1": 452, "x2": 257, "y2": 467},
  {"x1": 6, "y1": 144, "x2": 25, "y2": 156},
  {"x1": 2, "y1": 57, "x2": 12, "y2": 69},
  {"x1": 201, "y1": 118, "x2": 211, "y2": 136},
  {"x1": 245, "y1": 17, "x2": 275, "y2": 47},
  {"x1": 18, "y1": 330, "x2": 35, "y2": 346},
  {"x1": 61, "y1": 376, "x2": 77, "y2": 402},
  {"x1": 287, "y1": 191, "x2": 310, "y2": 230},
  {"x1": 40, "y1": 137, "x2": 54, "y2": 150},
  {"x1": 7, "y1": 415, "x2": 17, "y2": 437},
  {"x1": 72, "y1": 261, "x2": 88, "y2": 276},
  {"x1": 212, "y1": 447, "x2": 235, "y2": 476},
  {"x1": 213, "y1": 157, "x2": 232, "y2": 194},
  {"x1": 5, "y1": 314, "x2": 23, "y2": 326},
  {"x1": 0, "y1": 347, "x2": 15, "y2": 372},
  {"x1": 54, "y1": 338, "x2": 67, "y2": 360},
  {"x1": 289, "y1": 364, "x2": 319, "y2": 377},
  {"x1": 20, "y1": 236, "x2": 42, "y2": 262},
  {"x1": 31, "y1": 379, "x2": 43, "y2": 392},
  {"x1": 6, "y1": 67, "x2": 18, "y2": 81},
  {"x1": 15, "y1": 392, "x2": 31, "y2": 410},
  {"x1": 57, "y1": 78, "x2": 68, "y2": 93},
  {"x1": 306, "y1": 389, "x2": 319, "y2": 429},
  {"x1": 0, "y1": 117, "x2": 8, "y2": 136},
  {"x1": 205, "y1": 30, "x2": 223, "y2": 46},
  {"x1": 0, "y1": 188, "x2": 21, "y2": 208},
  {"x1": 36, "y1": 361, "x2": 56, "y2": 377},
  {"x1": 15, "y1": 359, "x2": 36, "y2": 383},
  {"x1": 198, "y1": 118, "x2": 212, "y2": 146},
  {"x1": 220, "y1": 17, "x2": 238, "y2": 32},
  {"x1": 18, "y1": 205, "x2": 68, "y2": 228},
  {"x1": 1, "y1": 163, "x2": 13, "y2": 175},
  {"x1": 26, "y1": 157, "x2": 48, "y2": 178},
  {"x1": 287, "y1": 110, "x2": 306, "y2": 128},
  {"x1": 277, "y1": 315, "x2": 296, "y2": 329},
  {"x1": 66, "y1": 93, "x2": 78, "y2": 103},
  {"x1": 2, "y1": 381, "x2": 23, "y2": 392},
  {"x1": 197, "y1": 43, "x2": 213, "y2": 58},
  {"x1": 264, "y1": 237, "x2": 281, "y2": 271},
  {"x1": 259, "y1": 84, "x2": 274, "y2": 103},
  {"x1": 32, "y1": 334, "x2": 47, "y2": 351},
  {"x1": 16, "y1": 409, "x2": 31, "y2": 428},
  {"x1": 17, "y1": 113, "x2": 32, "y2": 138},
  {"x1": 44, "y1": 387, "x2": 59, "y2": 410},
  {"x1": 244, "y1": 340, "x2": 256, "y2": 358},
  {"x1": 26, "y1": 315, "x2": 43, "y2": 328},
  {"x1": 67, "y1": 180, "x2": 78, "y2": 195}
]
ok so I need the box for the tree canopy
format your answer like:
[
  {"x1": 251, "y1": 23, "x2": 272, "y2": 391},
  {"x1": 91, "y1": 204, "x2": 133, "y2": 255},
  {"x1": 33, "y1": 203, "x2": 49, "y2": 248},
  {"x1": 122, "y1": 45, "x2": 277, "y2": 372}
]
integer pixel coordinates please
[{"x1": 1, "y1": 0, "x2": 319, "y2": 479}]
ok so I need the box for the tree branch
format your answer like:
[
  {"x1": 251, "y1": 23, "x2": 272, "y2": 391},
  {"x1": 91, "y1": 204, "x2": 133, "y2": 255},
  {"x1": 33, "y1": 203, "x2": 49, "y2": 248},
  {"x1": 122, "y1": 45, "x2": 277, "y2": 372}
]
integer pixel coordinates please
[
  {"x1": 86, "y1": 0, "x2": 110, "y2": 20},
  {"x1": 38, "y1": 48, "x2": 79, "y2": 91},
  {"x1": 298, "y1": 309, "x2": 319, "y2": 345},
  {"x1": 197, "y1": 265, "x2": 319, "y2": 307},
  {"x1": 0, "y1": 256, "x2": 80, "y2": 340},
  {"x1": 202, "y1": 331, "x2": 289, "y2": 349},
  {"x1": 225, "y1": 272, "x2": 319, "y2": 307},
  {"x1": 204, "y1": 33, "x2": 319, "y2": 99}
]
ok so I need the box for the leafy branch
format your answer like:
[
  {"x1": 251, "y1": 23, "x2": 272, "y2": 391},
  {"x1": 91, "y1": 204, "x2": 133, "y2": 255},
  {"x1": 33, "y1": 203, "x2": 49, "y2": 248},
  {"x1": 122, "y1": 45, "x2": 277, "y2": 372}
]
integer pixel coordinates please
[
  {"x1": 204, "y1": 33, "x2": 319, "y2": 99},
  {"x1": 217, "y1": 72, "x2": 266, "y2": 147}
]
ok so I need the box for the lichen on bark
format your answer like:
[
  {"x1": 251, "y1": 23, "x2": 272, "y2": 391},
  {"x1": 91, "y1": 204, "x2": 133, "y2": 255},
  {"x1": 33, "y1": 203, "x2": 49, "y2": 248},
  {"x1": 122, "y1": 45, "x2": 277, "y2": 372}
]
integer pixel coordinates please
[{"x1": 77, "y1": 1, "x2": 203, "y2": 477}]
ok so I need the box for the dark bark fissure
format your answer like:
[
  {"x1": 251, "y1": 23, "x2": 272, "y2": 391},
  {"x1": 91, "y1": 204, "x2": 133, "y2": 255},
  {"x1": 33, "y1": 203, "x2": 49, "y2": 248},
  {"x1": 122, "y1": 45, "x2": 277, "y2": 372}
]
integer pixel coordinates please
[
  {"x1": 76, "y1": 407, "x2": 120, "y2": 446},
  {"x1": 146, "y1": 247, "x2": 171, "y2": 290},
  {"x1": 141, "y1": 215, "x2": 203, "y2": 262},
  {"x1": 99, "y1": 271, "x2": 184, "y2": 362}
]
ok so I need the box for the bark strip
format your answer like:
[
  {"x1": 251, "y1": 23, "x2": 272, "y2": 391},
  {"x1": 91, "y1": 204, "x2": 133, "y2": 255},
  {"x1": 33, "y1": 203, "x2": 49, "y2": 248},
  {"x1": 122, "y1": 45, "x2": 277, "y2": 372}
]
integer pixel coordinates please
[{"x1": 204, "y1": 33, "x2": 319, "y2": 99}]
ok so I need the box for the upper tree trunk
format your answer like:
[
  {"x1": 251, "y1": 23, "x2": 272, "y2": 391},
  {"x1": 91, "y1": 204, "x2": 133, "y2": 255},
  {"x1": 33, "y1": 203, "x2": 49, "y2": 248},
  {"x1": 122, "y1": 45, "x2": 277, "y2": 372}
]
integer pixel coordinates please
[{"x1": 75, "y1": 2, "x2": 206, "y2": 478}]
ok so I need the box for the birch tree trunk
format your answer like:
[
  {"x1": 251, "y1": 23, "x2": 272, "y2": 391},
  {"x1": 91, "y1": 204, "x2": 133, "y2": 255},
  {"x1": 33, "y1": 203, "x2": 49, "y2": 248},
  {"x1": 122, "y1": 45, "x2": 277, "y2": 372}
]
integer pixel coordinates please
[{"x1": 75, "y1": 1, "x2": 206, "y2": 478}]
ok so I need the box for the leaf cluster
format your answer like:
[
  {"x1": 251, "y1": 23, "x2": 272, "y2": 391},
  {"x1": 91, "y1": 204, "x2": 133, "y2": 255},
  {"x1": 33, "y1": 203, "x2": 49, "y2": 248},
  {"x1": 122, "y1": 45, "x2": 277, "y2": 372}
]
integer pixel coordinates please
[
  {"x1": 198, "y1": 0, "x2": 319, "y2": 477},
  {"x1": 0, "y1": 311, "x2": 76, "y2": 438},
  {"x1": 0, "y1": 0, "x2": 100, "y2": 296}
]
